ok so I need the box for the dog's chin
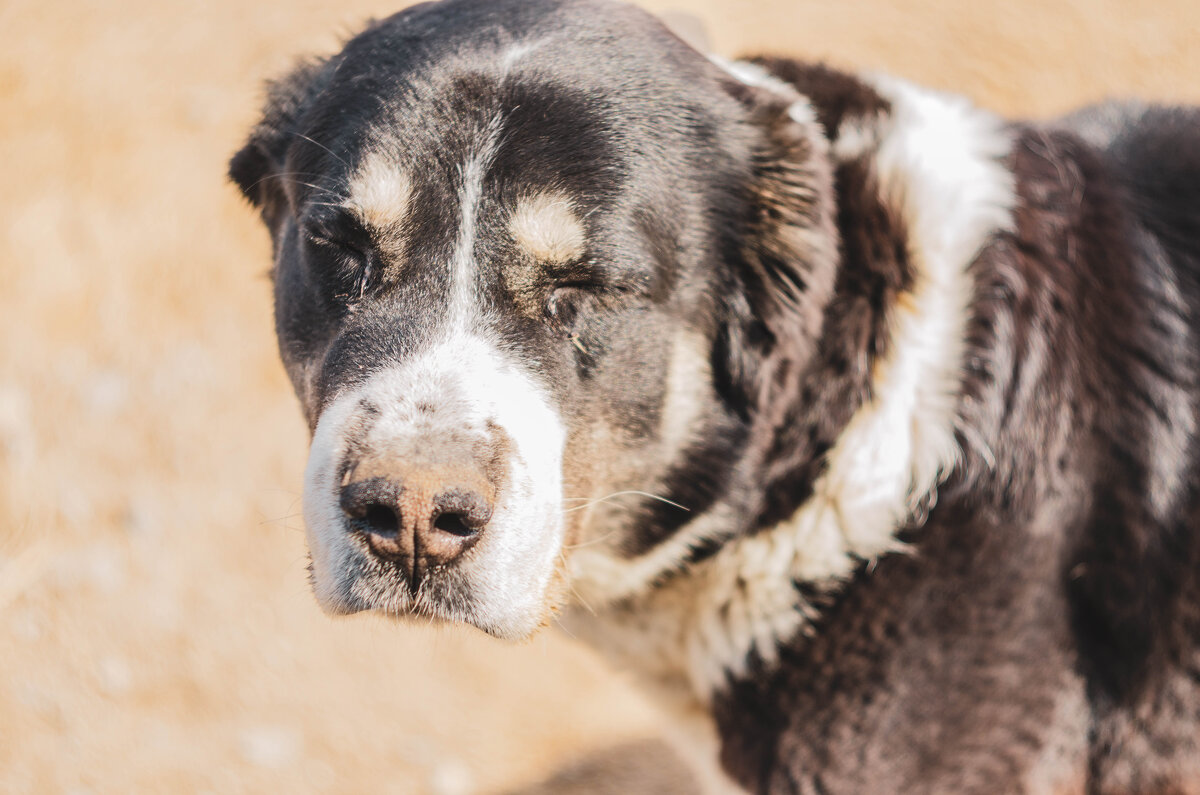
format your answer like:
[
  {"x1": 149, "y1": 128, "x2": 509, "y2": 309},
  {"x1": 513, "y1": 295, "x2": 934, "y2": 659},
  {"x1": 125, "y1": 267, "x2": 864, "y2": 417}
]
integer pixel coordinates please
[
  {"x1": 307, "y1": 549, "x2": 562, "y2": 640},
  {"x1": 380, "y1": 609, "x2": 544, "y2": 641}
]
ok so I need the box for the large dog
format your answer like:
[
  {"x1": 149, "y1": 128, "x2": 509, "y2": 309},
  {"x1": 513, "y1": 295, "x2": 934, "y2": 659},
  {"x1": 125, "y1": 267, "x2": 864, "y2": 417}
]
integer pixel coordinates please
[{"x1": 229, "y1": 0, "x2": 1200, "y2": 791}]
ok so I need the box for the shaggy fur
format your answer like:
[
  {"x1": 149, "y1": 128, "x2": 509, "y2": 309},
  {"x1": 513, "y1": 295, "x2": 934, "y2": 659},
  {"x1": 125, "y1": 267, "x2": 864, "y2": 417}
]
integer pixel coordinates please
[{"x1": 230, "y1": 1, "x2": 1200, "y2": 791}]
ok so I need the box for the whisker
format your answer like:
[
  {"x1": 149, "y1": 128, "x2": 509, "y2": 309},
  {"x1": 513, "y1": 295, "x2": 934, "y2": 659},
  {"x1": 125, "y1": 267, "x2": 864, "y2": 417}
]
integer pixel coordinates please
[
  {"x1": 562, "y1": 529, "x2": 618, "y2": 550},
  {"x1": 258, "y1": 511, "x2": 304, "y2": 529},
  {"x1": 561, "y1": 490, "x2": 690, "y2": 514},
  {"x1": 552, "y1": 615, "x2": 580, "y2": 640},
  {"x1": 243, "y1": 173, "x2": 350, "y2": 207},
  {"x1": 241, "y1": 170, "x2": 334, "y2": 195},
  {"x1": 289, "y1": 131, "x2": 350, "y2": 167},
  {"x1": 558, "y1": 550, "x2": 597, "y2": 617},
  {"x1": 280, "y1": 178, "x2": 341, "y2": 197}
]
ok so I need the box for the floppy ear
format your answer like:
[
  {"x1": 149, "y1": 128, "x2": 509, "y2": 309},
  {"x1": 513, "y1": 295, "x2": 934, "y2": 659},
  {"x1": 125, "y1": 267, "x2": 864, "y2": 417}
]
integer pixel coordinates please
[
  {"x1": 717, "y1": 66, "x2": 839, "y2": 408},
  {"x1": 228, "y1": 58, "x2": 330, "y2": 216}
]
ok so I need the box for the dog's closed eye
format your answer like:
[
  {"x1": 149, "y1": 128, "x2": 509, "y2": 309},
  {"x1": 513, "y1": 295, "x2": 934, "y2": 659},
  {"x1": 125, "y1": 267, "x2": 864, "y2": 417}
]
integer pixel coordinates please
[{"x1": 300, "y1": 221, "x2": 376, "y2": 303}]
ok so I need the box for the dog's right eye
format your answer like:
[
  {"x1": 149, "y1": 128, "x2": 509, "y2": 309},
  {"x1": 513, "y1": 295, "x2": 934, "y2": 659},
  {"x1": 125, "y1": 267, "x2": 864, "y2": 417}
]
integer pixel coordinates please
[
  {"x1": 304, "y1": 231, "x2": 362, "y2": 260},
  {"x1": 300, "y1": 226, "x2": 374, "y2": 304}
]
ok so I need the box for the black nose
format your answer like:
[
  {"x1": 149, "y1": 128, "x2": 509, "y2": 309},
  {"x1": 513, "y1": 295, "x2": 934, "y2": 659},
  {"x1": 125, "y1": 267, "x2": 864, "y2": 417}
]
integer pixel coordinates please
[{"x1": 340, "y1": 476, "x2": 493, "y2": 588}]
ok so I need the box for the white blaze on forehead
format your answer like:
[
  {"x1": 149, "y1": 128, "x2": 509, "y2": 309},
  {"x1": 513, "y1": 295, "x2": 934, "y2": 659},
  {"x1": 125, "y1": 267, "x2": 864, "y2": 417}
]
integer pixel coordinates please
[
  {"x1": 570, "y1": 69, "x2": 1017, "y2": 699},
  {"x1": 449, "y1": 114, "x2": 505, "y2": 322},
  {"x1": 303, "y1": 330, "x2": 566, "y2": 638},
  {"x1": 346, "y1": 152, "x2": 412, "y2": 230},
  {"x1": 509, "y1": 191, "x2": 586, "y2": 263}
]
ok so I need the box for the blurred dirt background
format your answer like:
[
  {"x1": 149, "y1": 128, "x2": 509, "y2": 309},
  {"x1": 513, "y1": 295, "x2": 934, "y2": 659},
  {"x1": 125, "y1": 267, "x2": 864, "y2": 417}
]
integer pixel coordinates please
[{"x1": 2, "y1": 0, "x2": 1198, "y2": 792}]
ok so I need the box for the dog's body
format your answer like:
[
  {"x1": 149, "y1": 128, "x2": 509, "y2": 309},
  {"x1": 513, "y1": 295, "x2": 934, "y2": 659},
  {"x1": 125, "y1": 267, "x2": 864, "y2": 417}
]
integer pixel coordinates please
[{"x1": 230, "y1": 1, "x2": 1200, "y2": 791}]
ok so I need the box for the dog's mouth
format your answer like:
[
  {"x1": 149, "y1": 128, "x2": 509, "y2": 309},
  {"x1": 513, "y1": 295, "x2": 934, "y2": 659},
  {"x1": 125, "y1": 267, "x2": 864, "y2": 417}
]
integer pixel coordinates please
[
  {"x1": 321, "y1": 529, "x2": 485, "y2": 624},
  {"x1": 313, "y1": 493, "x2": 564, "y2": 638}
]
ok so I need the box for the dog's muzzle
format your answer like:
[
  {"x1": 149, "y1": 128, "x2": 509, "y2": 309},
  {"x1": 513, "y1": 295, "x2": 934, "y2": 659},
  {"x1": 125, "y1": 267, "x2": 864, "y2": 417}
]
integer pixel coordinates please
[{"x1": 302, "y1": 333, "x2": 567, "y2": 638}]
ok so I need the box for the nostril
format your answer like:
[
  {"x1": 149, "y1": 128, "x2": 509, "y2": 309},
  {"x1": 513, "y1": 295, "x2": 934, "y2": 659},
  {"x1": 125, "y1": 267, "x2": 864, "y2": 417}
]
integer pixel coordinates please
[
  {"x1": 340, "y1": 478, "x2": 403, "y2": 538},
  {"x1": 433, "y1": 488, "x2": 493, "y2": 536},
  {"x1": 361, "y1": 503, "x2": 400, "y2": 538},
  {"x1": 432, "y1": 511, "x2": 475, "y2": 537}
]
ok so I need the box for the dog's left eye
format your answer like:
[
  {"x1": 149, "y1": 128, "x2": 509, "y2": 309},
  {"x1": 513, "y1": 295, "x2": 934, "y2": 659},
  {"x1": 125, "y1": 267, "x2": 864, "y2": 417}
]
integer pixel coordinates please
[{"x1": 545, "y1": 284, "x2": 592, "y2": 327}]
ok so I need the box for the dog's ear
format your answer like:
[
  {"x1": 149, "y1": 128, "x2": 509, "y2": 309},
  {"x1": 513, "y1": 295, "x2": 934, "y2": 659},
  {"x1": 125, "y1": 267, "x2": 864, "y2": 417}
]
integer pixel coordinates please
[
  {"x1": 229, "y1": 58, "x2": 331, "y2": 215},
  {"x1": 717, "y1": 66, "x2": 839, "y2": 407}
]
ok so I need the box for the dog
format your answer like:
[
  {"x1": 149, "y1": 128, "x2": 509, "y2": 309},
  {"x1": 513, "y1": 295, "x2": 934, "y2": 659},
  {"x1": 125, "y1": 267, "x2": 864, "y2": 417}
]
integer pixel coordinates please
[{"x1": 229, "y1": 0, "x2": 1200, "y2": 791}]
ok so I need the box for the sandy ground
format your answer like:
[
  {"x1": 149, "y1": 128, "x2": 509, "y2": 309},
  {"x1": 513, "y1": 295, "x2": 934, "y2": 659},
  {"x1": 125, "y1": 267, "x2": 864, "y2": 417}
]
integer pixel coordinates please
[{"x1": 2, "y1": 0, "x2": 1198, "y2": 792}]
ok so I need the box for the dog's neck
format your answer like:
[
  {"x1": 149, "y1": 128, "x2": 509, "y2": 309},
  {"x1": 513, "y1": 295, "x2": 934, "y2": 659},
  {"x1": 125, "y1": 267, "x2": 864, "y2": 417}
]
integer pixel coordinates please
[{"x1": 567, "y1": 67, "x2": 1016, "y2": 710}]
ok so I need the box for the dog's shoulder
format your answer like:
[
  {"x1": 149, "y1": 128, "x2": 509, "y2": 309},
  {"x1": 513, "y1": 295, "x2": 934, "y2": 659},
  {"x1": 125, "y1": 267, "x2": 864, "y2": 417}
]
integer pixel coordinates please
[{"x1": 699, "y1": 58, "x2": 1200, "y2": 794}]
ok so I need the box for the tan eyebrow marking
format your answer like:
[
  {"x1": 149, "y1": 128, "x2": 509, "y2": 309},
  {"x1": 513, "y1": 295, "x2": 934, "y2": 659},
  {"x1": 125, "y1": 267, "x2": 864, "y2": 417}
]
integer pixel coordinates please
[
  {"x1": 509, "y1": 191, "x2": 586, "y2": 263},
  {"x1": 346, "y1": 153, "x2": 411, "y2": 231}
]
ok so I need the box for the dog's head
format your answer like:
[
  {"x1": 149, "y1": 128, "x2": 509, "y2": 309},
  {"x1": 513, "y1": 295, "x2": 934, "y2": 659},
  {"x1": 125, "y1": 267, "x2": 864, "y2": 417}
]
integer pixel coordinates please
[{"x1": 230, "y1": 0, "x2": 836, "y2": 638}]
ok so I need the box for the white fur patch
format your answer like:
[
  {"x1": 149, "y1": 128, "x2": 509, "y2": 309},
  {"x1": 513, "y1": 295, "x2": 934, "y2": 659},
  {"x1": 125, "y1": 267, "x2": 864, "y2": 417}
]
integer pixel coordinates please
[
  {"x1": 303, "y1": 331, "x2": 566, "y2": 639},
  {"x1": 304, "y1": 392, "x2": 369, "y2": 614},
  {"x1": 830, "y1": 114, "x2": 886, "y2": 162},
  {"x1": 570, "y1": 70, "x2": 1016, "y2": 698},
  {"x1": 509, "y1": 191, "x2": 586, "y2": 263}
]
